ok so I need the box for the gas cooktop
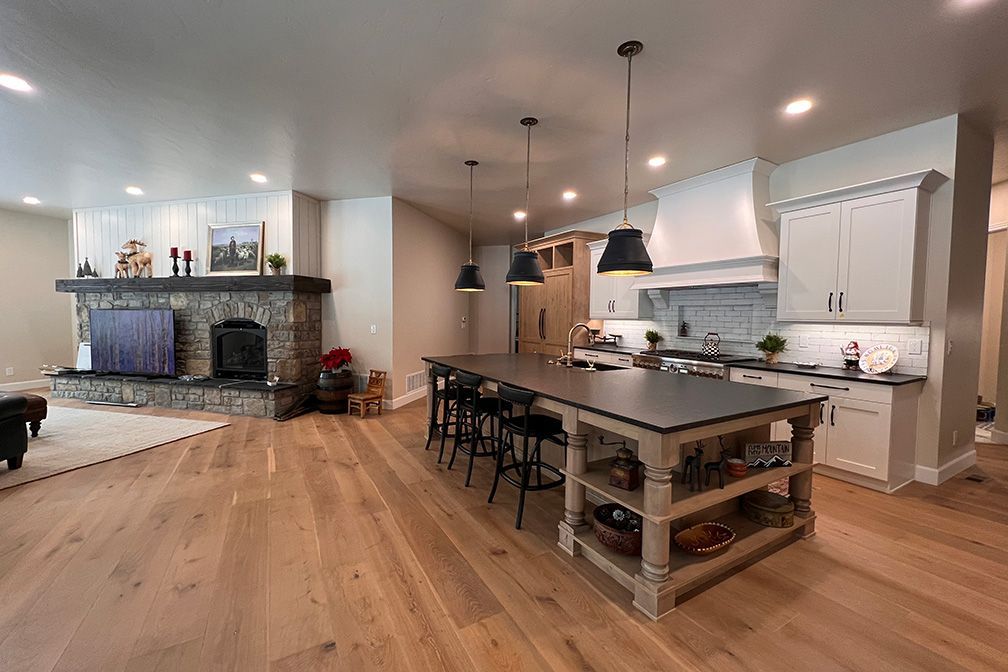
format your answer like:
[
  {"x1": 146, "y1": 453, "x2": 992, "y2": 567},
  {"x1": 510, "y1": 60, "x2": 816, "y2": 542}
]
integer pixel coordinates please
[{"x1": 639, "y1": 348, "x2": 752, "y2": 364}]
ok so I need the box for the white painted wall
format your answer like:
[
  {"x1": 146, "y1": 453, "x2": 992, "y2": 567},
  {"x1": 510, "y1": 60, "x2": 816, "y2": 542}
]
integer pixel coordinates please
[
  {"x1": 71, "y1": 190, "x2": 322, "y2": 277},
  {"x1": 981, "y1": 183, "x2": 1008, "y2": 402},
  {"x1": 470, "y1": 245, "x2": 512, "y2": 354},
  {"x1": 0, "y1": 208, "x2": 75, "y2": 388}
]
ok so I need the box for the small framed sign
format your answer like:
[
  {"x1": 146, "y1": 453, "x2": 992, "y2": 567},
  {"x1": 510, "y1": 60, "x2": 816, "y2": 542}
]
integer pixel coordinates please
[{"x1": 744, "y1": 441, "x2": 792, "y2": 468}]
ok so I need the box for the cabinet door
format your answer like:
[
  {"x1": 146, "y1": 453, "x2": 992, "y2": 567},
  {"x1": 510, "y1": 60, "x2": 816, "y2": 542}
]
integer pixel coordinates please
[
  {"x1": 837, "y1": 190, "x2": 919, "y2": 322},
  {"x1": 544, "y1": 269, "x2": 573, "y2": 345},
  {"x1": 518, "y1": 283, "x2": 545, "y2": 343},
  {"x1": 777, "y1": 204, "x2": 842, "y2": 321},
  {"x1": 588, "y1": 246, "x2": 615, "y2": 319},
  {"x1": 826, "y1": 397, "x2": 890, "y2": 481},
  {"x1": 610, "y1": 275, "x2": 653, "y2": 319}
]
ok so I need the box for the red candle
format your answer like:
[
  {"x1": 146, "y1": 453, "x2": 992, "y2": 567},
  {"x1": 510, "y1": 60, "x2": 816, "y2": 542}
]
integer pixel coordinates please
[
  {"x1": 183, "y1": 250, "x2": 192, "y2": 261},
  {"x1": 170, "y1": 246, "x2": 178, "y2": 257}
]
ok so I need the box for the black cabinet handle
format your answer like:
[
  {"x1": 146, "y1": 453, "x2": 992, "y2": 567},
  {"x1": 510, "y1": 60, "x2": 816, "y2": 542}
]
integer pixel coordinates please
[
  {"x1": 539, "y1": 309, "x2": 545, "y2": 339},
  {"x1": 819, "y1": 402, "x2": 824, "y2": 424},
  {"x1": 742, "y1": 374, "x2": 763, "y2": 380},
  {"x1": 830, "y1": 404, "x2": 836, "y2": 427},
  {"x1": 838, "y1": 291, "x2": 845, "y2": 312},
  {"x1": 828, "y1": 291, "x2": 833, "y2": 312},
  {"x1": 611, "y1": 300, "x2": 615, "y2": 313},
  {"x1": 810, "y1": 382, "x2": 850, "y2": 391}
]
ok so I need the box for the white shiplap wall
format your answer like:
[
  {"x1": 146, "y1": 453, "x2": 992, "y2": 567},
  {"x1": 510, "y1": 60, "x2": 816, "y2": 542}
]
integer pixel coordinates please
[{"x1": 72, "y1": 190, "x2": 321, "y2": 278}]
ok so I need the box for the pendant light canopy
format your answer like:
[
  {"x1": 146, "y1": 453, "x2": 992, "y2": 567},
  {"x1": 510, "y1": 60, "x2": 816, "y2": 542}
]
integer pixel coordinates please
[
  {"x1": 506, "y1": 117, "x2": 545, "y2": 286},
  {"x1": 455, "y1": 160, "x2": 486, "y2": 292},
  {"x1": 597, "y1": 40, "x2": 654, "y2": 277}
]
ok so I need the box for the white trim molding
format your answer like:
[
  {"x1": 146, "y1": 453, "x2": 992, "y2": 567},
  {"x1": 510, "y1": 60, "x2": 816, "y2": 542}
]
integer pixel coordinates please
[
  {"x1": 387, "y1": 386, "x2": 427, "y2": 410},
  {"x1": 913, "y1": 446, "x2": 977, "y2": 485},
  {"x1": 767, "y1": 169, "x2": 949, "y2": 214},
  {"x1": 0, "y1": 378, "x2": 49, "y2": 392}
]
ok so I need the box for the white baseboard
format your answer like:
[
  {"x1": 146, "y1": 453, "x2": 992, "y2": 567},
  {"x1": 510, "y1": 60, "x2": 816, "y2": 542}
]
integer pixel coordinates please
[
  {"x1": 0, "y1": 378, "x2": 49, "y2": 392},
  {"x1": 914, "y1": 445, "x2": 977, "y2": 485},
  {"x1": 386, "y1": 386, "x2": 427, "y2": 410},
  {"x1": 988, "y1": 427, "x2": 1008, "y2": 444}
]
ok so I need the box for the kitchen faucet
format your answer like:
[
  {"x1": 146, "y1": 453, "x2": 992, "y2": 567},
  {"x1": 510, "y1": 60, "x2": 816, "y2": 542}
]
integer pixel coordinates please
[{"x1": 562, "y1": 323, "x2": 592, "y2": 367}]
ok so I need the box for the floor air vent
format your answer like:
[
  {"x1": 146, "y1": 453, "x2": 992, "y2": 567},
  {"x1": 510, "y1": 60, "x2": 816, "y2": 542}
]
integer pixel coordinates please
[
  {"x1": 965, "y1": 474, "x2": 987, "y2": 483},
  {"x1": 406, "y1": 371, "x2": 426, "y2": 393}
]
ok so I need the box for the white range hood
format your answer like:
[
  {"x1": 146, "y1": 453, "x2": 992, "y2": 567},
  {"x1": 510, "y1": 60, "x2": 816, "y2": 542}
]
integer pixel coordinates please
[{"x1": 631, "y1": 157, "x2": 779, "y2": 290}]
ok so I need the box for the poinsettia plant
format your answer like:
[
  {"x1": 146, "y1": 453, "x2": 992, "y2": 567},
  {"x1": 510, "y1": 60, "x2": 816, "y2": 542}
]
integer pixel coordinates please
[{"x1": 320, "y1": 346, "x2": 352, "y2": 371}]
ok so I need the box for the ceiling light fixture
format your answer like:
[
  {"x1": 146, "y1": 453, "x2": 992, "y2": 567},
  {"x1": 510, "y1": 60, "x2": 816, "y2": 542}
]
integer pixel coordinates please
[
  {"x1": 648, "y1": 155, "x2": 667, "y2": 168},
  {"x1": 0, "y1": 73, "x2": 32, "y2": 92},
  {"x1": 125, "y1": 186, "x2": 144, "y2": 196},
  {"x1": 562, "y1": 190, "x2": 577, "y2": 201},
  {"x1": 22, "y1": 196, "x2": 40, "y2": 205},
  {"x1": 785, "y1": 98, "x2": 813, "y2": 115},
  {"x1": 513, "y1": 210, "x2": 526, "y2": 221},
  {"x1": 597, "y1": 40, "x2": 653, "y2": 277},
  {"x1": 249, "y1": 172, "x2": 268, "y2": 184},
  {"x1": 506, "y1": 117, "x2": 545, "y2": 286},
  {"x1": 455, "y1": 160, "x2": 486, "y2": 292}
]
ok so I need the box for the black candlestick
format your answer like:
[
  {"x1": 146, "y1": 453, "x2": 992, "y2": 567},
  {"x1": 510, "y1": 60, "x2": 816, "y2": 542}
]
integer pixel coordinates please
[
  {"x1": 184, "y1": 258, "x2": 192, "y2": 277},
  {"x1": 170, "y1": 254, "x2": 180, "y2": 277}
]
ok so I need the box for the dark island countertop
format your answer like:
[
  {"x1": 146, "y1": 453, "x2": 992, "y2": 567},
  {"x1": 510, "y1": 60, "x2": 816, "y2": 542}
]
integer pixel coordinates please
[
  {"x1": 732, "y1": 360, "x2": 927, "y2": 386},
  {"x1": 423, "y1": 353, "x2": 826, "y2": 435}
]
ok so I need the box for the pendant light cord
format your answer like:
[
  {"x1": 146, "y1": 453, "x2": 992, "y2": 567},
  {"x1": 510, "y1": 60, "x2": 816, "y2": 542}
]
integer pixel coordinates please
[
  {"x1": 622, "y1": 48, "x2": 633, "y2": 229},
  {"x1": 468, "y1": 162, "x2": 474, "y2": 262},
  {"x1": 524, "y1": 121, "x2": 532, "y2": 249}
]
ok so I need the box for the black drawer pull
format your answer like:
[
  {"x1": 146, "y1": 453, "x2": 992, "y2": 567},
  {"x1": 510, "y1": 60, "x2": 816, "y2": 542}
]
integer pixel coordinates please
[
  {"x1": 742, "y1": 374, "x2": 763, "y2": 380},
  {"x1": 828, "y1": 291, "x2": 833, "y2": 312},
  {"x1": 830, "y1": 404, "x2": 836, "y2": 427},
  {"x1": 838, "y1": 291, "x2": 845, "y2": 313},
  {"x1": 811, "y1": 382, "x2": 850, "y2": 392}
]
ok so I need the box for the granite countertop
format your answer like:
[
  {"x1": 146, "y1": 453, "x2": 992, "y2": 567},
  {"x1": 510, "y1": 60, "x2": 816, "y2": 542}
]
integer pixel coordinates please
[
  {"x1": 732, "y1": 359, "x2": 927, "y2": 386},
  {"x1": 423, "y1": 353, "x2": 825, "y2": 434},
  {"x1": 572, "y1": 342, "x2": 641, "y2": 355}
]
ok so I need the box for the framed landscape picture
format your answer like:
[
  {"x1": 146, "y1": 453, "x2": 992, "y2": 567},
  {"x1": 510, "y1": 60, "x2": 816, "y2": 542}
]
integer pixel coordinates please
[{"x1": 207, "y1": 222, "x2": 264, "y2": 275}]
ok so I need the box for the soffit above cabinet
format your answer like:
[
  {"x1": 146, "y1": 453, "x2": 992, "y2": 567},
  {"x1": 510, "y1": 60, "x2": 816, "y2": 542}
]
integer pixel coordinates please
[{"x1": 767, "y1": 169, "x2": 949, "y2": 214}]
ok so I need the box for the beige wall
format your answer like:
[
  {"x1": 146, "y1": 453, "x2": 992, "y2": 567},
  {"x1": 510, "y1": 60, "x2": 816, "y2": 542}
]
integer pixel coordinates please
[
  {"x1": 979, "y1": 228, "x2": 1006, "y2": 402},
  {"x1": 0, "y1": 208, "x2": 74, "y2": 387},
  {"x1": 469, "y1": 245, "x2": 512, "y2": 354},
  {"x1": 320, "y1": 197, "x2": 394, "y2": 392},
  {"x1": 391, "y1": 198, "x2": 470, "y2": 400}
]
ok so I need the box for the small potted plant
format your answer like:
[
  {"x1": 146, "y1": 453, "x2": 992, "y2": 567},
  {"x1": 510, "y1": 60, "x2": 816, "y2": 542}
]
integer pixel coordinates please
[
  {"x1": 266, "y1": 253, "x2": 287, "y2": 276},
  {"x1": 755, "y1": 333, "x2": 788, "y2": 364},
  {"x1": 644, "y1": 329, "x2": 663, "y2": 351},
  {"x1": 317, "y1": 347, "x2": 353, "y2": 414}
]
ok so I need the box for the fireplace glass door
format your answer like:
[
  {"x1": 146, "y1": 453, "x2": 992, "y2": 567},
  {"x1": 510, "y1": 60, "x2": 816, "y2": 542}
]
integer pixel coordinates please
[{"x1": 212, "y1": 319, "x2": 267, "y2": 379}]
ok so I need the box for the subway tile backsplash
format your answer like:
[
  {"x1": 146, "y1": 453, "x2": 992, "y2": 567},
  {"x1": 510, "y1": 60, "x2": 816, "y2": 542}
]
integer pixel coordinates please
[{"x1": 604, "y1": 285, "x2": 930, "y2": 375}]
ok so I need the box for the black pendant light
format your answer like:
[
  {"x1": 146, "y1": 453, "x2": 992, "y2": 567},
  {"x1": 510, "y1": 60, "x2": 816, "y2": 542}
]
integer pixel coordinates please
[
  {"x1": 597, "y1": 40, "x2": 654, "y2": 277},
  {"x1": 506, "y1": 117, "x2": 545, "y2": 286},
  {"x1": 455, "y1": 160, "x2": 486, "y2": 292}
]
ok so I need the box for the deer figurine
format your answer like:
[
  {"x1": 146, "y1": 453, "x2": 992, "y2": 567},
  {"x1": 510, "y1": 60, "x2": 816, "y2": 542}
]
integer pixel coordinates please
[
  {"x1": 681, "y1": 441, "x2": 705, "y2": 492},
  {"x1": 122, "y1": 239, "x2": 153, "y2": 278},
  {"x1": 114, "y1": 251, "x2": 131, "y2": 278}
]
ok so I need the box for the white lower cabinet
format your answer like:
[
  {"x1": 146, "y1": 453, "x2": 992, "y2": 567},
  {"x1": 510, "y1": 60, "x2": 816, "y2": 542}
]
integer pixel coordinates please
[
  {"x1": 573, "y1": 348, "x2": 634, "y2": 368},
  {"x1": 730, "y1": 367, "x2": 922, "y2": 492}
]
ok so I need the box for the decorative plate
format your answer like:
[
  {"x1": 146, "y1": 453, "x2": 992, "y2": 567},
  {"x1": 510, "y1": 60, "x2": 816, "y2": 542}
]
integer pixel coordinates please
[
  {"x1": 859, "y1": 344, "x2": 899, "y2": 374},
  {"x1": 674, "y1": 522, "x2": 736, "y2": 555},
  {"x1": 794, "y1": 361, "x2": 818, "y2": 369}
]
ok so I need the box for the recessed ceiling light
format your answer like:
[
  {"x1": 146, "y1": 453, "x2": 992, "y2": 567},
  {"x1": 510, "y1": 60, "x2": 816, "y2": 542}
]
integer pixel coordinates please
[
  {"x1": 125, "y1": 186, "x2": 144, "y2": 196},
  {"x1": 562, "y1": 190, "x2": 577, "y2": 201},
  {"x1": 22, "y1": 196, "x2": 40, "y2": 205},
  {"x1": 785, "y1": 98, "x2": 813, "y2": 115},
  {"x1": 0, "y1": 73, "x2": 32, "y2": 92},
  {"x1": 648, "y1": 156, "x2": 667, "y2": 168},
  {"x1": 249, "y1": 172, "x2": 268, "y2": 184},
  {"x1": 513, "y1": 210, "x2": 526, "y2": 221}
]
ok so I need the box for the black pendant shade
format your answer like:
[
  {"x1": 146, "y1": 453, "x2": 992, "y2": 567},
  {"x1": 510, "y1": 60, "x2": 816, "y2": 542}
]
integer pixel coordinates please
[
  {"x1": 597, "y1": 227, "x2": 652, "y2": 276},
  {"x1": 505, "y1": 249, "x2": 545, "y2": 285},
  {"x1": 455, "y1": 262, "x2": 486, "y2": 291}
]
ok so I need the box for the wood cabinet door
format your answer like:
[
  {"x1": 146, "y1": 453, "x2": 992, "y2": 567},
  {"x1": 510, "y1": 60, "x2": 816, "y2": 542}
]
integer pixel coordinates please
[
  {"x1": 837, "y1": 189, "x2": 919, "y2": 322},
  {"x1": 518, "y1": 283, "x2": 546, "y2": 343},
  {"x1": 543, "y1": 269, "x2": 573, "y2": 345},
  {"x1": 777, "y1": 203, "x2": 842, "y2": 321},
  {"x1": 825, "y1": 396, "x2": 890, "y2": 481},
  {"x1": 588, "y1": 245, "x2": 615, "y2": 319}
]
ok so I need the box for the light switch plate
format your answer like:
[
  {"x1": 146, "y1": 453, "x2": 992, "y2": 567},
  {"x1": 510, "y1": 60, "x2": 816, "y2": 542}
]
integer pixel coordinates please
[
  {"x1": 907, "y1": 338, "x2": 922, "y2": 356},
  {"x1": 370, "y1": 324, "x2": 377, "y2": 335},
  {"x1": 4, "y1": 367, "x2": 12, "y2": 376},
  {"x1": 798, "y1": 334, "x2": 810, "y2": 349}
]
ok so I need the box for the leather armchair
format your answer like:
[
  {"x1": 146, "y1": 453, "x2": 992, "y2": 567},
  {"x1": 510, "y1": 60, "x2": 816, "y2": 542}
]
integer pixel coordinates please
[{"x1": 0, "y1": 393, "x2": 28, "y2": 470}]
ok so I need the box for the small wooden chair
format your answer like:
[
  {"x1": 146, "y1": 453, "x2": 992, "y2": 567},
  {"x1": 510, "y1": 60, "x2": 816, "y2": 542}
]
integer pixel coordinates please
[{"x1": 348, "y1": 370, "x2": 387, "y2": 418}]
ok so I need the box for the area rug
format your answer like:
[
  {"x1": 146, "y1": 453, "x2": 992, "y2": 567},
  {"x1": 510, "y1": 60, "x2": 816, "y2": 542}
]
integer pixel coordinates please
[{"x1": 0, "y1": 406, "x2": 228, "y2": 490}]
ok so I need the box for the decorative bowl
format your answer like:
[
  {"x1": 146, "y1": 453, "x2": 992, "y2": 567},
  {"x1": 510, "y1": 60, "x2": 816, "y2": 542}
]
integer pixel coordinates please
[
  {"x1": 674, "y1": 522, "x2": 736, "y2": 555},
  {"x1": 726, "y1": 458, "x2": 748, "y2": 478},
  {"x1": 593, "y1": 503, "x2": 642, "y2": 556}
]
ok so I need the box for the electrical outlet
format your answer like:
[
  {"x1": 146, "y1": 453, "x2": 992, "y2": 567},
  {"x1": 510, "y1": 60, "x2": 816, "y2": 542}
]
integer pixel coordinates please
[
  {"x1": 952, "y1": 429, "x2": 959, "y2": 447},
  {"x1": 370, "y1": 324, "x2": 377, "y2": 335},
  {"x1": 461, "y1": 316, "x2": 467, "y2": 329},
  {"x1": 4, "y1": 367, "x2": 12, "y2": 377},
  {"x1": 908, "y1": 338, "x2": 922, "y2": 356},
  {"x1": 798, "y1": 334, "x2": 810, "y2": 349}
]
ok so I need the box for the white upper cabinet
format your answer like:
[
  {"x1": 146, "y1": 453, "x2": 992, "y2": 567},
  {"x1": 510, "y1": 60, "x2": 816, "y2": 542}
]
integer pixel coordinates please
[
  {"x1": 588, "y1": 239, "x2": 653, "y2": 320},
  {"x1": 771, "y1": 170, "x2": 946, "y2": 324}
]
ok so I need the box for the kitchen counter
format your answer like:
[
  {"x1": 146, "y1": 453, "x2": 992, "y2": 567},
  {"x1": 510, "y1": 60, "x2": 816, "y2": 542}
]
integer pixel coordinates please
[
  {"x1": 421, "y1": 353, "x2": 823, "y2": 619},
  {"x1": 733, "y1": 359, "x2": 926, "y2": 385}
]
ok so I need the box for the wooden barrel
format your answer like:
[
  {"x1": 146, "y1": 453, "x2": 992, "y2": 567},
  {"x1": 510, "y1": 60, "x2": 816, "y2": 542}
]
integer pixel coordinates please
[{"x1": 316, "y1": 370, "x2": 354, "y2": 414}]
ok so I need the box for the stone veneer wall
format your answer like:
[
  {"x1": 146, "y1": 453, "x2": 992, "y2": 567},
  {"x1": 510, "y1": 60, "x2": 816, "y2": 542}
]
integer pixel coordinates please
[{"x1": 72, "y1": 289, "x2": 322, "y2": 397}]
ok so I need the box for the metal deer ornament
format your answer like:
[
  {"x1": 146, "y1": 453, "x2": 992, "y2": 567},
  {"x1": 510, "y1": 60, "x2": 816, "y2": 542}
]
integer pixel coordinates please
[{"x1": 122, "y1": 239, "x2": 154, "y2": 278}]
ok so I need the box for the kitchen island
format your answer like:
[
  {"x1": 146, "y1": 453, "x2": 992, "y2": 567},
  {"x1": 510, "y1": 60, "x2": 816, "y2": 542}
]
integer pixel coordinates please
[{"x1": 422, "y1": 353, "x2": 826, "y2": 619}]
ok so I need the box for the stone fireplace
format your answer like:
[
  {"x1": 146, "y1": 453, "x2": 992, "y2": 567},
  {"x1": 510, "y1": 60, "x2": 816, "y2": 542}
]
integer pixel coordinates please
[{"x1": 52, "y1": 275, "x2": 330, "y2": 417}]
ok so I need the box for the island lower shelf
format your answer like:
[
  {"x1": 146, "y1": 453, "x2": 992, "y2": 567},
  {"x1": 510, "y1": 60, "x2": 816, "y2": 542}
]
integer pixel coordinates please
[{"x1": 573, "y1": 509, "x2": 815, "y2": 601}]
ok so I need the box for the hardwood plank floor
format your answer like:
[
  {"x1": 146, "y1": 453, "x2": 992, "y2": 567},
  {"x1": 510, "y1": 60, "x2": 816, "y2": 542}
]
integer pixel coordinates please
[{"x1": 1, "y1": 394, "x2": 1006, "y2": 672}]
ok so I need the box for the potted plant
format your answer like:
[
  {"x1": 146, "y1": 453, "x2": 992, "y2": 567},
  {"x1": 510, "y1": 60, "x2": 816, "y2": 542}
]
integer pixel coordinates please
[
  {"x1": 266, "y1": 253, "x2": 287, "y2": 276},
  {"x1": 755, "y1": 333, "x2": 788, "y2": 364},
  {"x1": 317, "y1": 347, "x2": 354, "y2": 414},
  {"x1": 644, "y1": 329, "x2": 663, "y2": 351}
]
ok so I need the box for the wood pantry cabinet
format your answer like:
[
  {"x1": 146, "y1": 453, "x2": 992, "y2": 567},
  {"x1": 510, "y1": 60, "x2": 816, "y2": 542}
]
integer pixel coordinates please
[
  {"x1": 730, "y1": 367, "x2": 923, "y2": 492},
  {"x1": 587, "y1": 238, "x2": 653, "y2": 320},
  {"x1": 516, "y1": 231, "x2": 605, "y2": 354},
  {"x1": 771, "y1": 170, "x2": 947, "y2": 324}
]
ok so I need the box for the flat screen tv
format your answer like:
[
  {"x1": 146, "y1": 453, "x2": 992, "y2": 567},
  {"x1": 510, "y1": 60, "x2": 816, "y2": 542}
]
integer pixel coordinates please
[{"x1": 89, "y1": 308, "x2": 176, "y2": 376}]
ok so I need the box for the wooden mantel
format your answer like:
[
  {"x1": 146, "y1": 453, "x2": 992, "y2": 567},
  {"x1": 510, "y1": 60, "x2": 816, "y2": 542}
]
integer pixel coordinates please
[{"x1": 55, "y1": 274, "x2": 331, "y2": 294}]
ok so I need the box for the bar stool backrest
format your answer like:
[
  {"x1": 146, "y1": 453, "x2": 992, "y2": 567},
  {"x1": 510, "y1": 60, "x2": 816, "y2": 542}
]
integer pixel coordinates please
[
  {"x1": 431, "y1": 364, "x2": 453, "y2": 380},
  {"x1": 454, "y1": 371, "x2": 482, "y2": 389},
  {"x1": 496, "y1": 382, "x2": 534, "y2": 431}
]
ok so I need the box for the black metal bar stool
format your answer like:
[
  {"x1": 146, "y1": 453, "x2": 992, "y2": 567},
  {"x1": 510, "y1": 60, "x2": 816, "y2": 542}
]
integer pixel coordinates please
[
  {"x1": 447, "y1": 371, "x2": 511, "y2": 487},
  {"x1": 488, "y1": 382, "x2": 567, "y2": 529},
  {"x1": 423, "y1": 364, "x2": 471, "y2": 463}
]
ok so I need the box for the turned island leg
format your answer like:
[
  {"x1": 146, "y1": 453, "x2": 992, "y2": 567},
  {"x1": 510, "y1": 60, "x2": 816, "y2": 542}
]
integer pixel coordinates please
[
  {"x1": 558, "y1": 412, "x2": 588, "y2": 556},
  {"x1": 788, "y1": 404, "x2": 818, "y2": 537},
  {"x1": 639, "y1": 465, "x2": 673, "y2": 582}
]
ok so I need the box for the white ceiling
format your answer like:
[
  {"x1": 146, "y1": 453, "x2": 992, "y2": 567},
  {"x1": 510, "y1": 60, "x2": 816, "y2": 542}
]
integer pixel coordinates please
[{"x1": 2, "y1": 0, "x2": 1008, "y2": 243}]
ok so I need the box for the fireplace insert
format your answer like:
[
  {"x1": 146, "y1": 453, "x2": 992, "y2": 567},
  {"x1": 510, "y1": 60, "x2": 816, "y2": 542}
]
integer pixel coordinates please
[{"x1": 211, "y1": 318, "x2": 267, "y2": 380}]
